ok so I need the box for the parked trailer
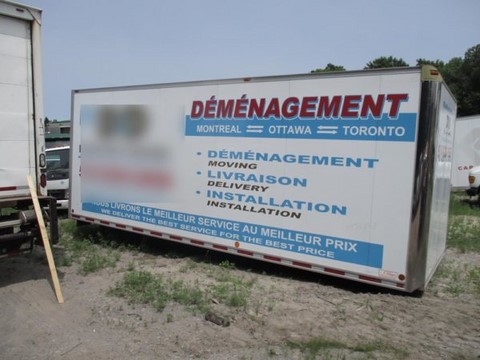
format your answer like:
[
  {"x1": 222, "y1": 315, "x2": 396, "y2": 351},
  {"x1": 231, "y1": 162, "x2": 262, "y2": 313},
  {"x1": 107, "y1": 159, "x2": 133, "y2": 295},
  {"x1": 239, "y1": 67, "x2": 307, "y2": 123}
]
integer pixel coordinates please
[
  {"x1": 0, "y1": 0, "x2": 57, "y2": 257},
  {"x1": 451, "y1": 115, "x2": 480, "y2": 188},
  {"x1": 69, "y1": 66, "x2": 456, "y2": 292}
]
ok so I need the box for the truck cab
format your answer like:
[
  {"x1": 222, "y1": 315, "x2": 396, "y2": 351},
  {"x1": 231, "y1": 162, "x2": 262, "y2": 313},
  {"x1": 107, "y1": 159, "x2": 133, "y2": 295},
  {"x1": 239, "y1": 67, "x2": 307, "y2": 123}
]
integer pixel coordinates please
[
  {"x1": 466, "y1": 166, "x2": 480, "y2": 197},
  {"x1": 46, "y1": 146, "x2": 70, "y2": 210}
]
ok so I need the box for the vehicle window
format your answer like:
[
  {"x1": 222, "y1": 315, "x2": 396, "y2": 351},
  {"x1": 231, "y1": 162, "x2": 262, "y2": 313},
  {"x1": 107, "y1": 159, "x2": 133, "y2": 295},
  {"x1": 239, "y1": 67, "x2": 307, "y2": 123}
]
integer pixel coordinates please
[{"x1": 46, "y1": 149, "x2": 69, "y2": 171}]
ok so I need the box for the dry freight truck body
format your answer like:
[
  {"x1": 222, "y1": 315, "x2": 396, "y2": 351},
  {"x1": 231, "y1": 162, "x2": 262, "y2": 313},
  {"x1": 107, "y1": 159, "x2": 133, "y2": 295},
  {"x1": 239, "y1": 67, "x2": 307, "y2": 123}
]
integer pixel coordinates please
[
  {"x1": 69, "y1": 66, "x2": 456, "y2": 292},
  {"x1": 0, "y1": 0, "x2": 57, "y2": 257},
  {"x1": 451, "y1": 114, "x2": 480, "y2": 188}
]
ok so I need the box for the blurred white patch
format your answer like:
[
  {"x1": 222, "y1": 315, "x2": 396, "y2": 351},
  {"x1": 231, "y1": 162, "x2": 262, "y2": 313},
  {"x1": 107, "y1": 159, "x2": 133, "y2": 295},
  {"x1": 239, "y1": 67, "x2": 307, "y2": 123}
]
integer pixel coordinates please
[{"x1": 80, "y1": 105, "x2": 179, "y2": 203}]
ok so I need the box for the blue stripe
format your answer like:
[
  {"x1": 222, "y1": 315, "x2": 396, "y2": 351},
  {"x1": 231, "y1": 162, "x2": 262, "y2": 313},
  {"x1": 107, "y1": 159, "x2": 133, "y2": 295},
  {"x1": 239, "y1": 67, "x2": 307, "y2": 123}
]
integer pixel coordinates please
[
  {"x1": 185, "y1": 113, "x2": 417, "y2": 142},
  {"x1": 82, "y1": 202, "x2": 383, "y2": 268}
]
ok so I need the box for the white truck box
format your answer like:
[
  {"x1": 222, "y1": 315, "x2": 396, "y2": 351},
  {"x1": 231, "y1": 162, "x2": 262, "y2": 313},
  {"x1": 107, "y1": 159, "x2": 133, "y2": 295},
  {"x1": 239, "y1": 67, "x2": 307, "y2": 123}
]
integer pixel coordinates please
[
  {"x1": 0, "y1": 0, "x2": 57, "y2": 256},
  {"x1": 69, "y1": 66, "x2": 456, "y2": 292},
  {"x1": 451, "y1": 115, "x2": 480, "y2": 188}
]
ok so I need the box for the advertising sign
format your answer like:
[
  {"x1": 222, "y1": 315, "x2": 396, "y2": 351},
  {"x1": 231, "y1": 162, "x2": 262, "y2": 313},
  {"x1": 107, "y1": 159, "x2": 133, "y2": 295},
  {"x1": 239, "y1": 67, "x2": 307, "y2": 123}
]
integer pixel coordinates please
[{"x1": 71, "y1": 72, "x2": 422, "y2": 282}]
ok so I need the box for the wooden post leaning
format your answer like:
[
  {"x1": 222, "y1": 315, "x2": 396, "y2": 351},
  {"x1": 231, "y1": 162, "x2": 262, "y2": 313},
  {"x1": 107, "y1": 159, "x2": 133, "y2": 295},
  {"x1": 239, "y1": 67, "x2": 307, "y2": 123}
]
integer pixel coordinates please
[{"x1": 27, "y1": 175, "x2": 64, "y2": 304}]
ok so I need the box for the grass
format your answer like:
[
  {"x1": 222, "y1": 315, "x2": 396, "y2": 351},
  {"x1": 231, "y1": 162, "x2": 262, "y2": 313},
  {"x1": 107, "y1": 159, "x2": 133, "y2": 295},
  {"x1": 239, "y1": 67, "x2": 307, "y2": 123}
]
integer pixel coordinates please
[
  {"x1": 432, "y1": 260, "x2": 480, "y2": 296},
  {"x1": 287, "y1": 337, "x2": 407, "y2": 360},
  {"x1": 109, "y1": 270, "x2": 209, "y2": 312},
  {"x1": 108, "y1": 271, "x2": 169, "y2": 311},
  {"x1": 80, "y1": 250, "x2": 120, "y2": 275},
  {"x1": 449, "y1": 192, "x2": 480, "y2": 216},
  {"x1": 447, "y1": 216, "x2": 480, "y2": 253},
  {"x1": 57, "y1": 220, "x2": 256, "y2": 311},
  {"x1": 428, "y1": 194, "x2": 480, "y2": 296},
  {"x1": 56, "y1": 219, "x2": 124, "y2": 275},
  {"x1": 109, "y1": 262, "x2": 256, "y2": 314},
  {"x1": 447, "y1": 192, "x2": 480, "y2": 253}
]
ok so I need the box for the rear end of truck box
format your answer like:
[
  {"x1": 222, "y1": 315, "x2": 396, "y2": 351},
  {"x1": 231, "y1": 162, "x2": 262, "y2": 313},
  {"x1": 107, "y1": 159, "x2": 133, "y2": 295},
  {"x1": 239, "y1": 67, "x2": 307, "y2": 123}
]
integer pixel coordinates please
[
  {"x1": 0, "y1": 0, "x2": 57, "y2": 257},
  {"x1": 69, "y1": 66, "x2": 456, "y2": 292}
]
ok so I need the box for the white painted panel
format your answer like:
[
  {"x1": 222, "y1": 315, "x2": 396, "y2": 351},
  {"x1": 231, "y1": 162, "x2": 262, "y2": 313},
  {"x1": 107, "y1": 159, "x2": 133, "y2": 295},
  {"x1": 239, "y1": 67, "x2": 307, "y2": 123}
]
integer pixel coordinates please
[
  {"x1": 71, "y1": 71, "x2": 423, "y2": 283},
  {"x1": 0, "y1": 13, "x2": 33, "y2": 193}
]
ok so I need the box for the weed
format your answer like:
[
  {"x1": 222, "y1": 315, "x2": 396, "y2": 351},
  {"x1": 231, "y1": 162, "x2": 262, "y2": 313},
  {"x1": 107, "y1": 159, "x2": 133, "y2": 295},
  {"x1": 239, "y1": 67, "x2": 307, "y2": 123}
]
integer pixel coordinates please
[
  {"x1": 126, "y1": 260, "x2": 136, "y2": 272},
  {"x1": 179, "y1": 259, "x2": 198, "y2": 273},
  {"x1": 210, "y1": 275, "x2": 252, "y2": 309},
  {"x1": 287, "y1": 337, "x2": 348, "y2": 360},
  {"x1": 219, "y1": 260, "x2": 235, "y2": 270},
  {"x1": 110, "y1": 266, "x2": 257, "y2": 314},
  {"x1": 449, "y1": 193, "x2": 480, "y2": 216},
  {"x1": 166, "y1": 313, "x2": 174, "y2": 323},
  {"x1": 267, "y1": 348, "x2": 277, "y2": 357},
  {"x1": 57, "y1": 220, "x2": 124, "y2": 275},
  {"x1": 287, "y1": 337, "x2": 407, "y2": 360},
  {"x1": 447, "y1": 217, "x2": 480, "y2": 253},
  {"x1": 169, "y1": 279, "x2": 206, "y2": 307},
  {"x1": 109, "y1": 271, "x2": 208, "y2": 313},
  {"x1": 431, "y1": 260, "x2": 480, "y2": 296},
  {"x1": 80, "y1": 249, "x2": 119, "y2": 275},
  {"x1": 56, "y1": 252, "x2": 73, "y2": 267},
  {"x1": 467, "y1": 267, "x2": 480, "y2": 295},
  {"x1": 109, "y1": 270, "x2": 168, "y2": 311}
]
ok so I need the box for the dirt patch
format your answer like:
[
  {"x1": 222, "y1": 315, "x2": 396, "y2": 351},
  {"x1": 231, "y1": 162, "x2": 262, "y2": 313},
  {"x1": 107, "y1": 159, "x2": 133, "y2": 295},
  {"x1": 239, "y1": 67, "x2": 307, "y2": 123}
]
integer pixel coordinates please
[{"x1": 0, "y1": 234, "x2": 479, "y2": 359}]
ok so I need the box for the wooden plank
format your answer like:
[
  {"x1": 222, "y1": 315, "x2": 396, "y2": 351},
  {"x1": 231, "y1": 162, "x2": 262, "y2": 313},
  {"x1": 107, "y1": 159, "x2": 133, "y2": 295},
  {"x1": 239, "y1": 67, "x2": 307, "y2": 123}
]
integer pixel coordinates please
[{"x1": 27, "y1": 175, "x2": 64, "y2": 304}]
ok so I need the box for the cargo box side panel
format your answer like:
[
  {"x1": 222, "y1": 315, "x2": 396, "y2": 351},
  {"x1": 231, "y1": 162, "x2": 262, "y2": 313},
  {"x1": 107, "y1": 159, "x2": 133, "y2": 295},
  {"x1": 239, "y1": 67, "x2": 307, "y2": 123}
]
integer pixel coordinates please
[
  {"x1": 424, "y1": 83, "x2": 456, "y2": 284},
  {"x1": 70, "y1": 70, "x2": 422, "y2": 290},
  {"x1": 0, "y1": 14, "x2": 35, "y2": 197}
]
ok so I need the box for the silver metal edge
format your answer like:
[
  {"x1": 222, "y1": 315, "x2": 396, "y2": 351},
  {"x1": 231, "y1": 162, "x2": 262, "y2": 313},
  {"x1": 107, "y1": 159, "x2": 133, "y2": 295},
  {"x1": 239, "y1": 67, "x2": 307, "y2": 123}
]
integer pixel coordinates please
[
  {"x1": 68, "y1": 89, "x2": 76, "y2": 218},
  {"x1": 72, "y1": 67, "x2": 423, "y2": 94},
  {"x1": 0, "y1": 0, "x2": 41, "y2": 22},
  {"x1": 405, "y1": 79, "x2": 442, "y2": 292}
]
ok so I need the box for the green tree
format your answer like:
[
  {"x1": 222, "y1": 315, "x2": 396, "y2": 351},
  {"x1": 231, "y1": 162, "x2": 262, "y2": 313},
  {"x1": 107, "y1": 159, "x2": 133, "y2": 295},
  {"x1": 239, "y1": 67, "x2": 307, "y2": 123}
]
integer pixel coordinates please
[
  {"x1": 311, "y1": 63, "x2": 346, "y2": 73},
  {"x1": 364, "y1": 56, "x2": 409, "y2": 69},
  {"x1": 415, "y1": 45, "x2": 480, "y2": 116},
  {"x1": 442, "y1": 57, "x2": 465, "y2": 113},
  {"x1": 461, "y1": 44, "x2": 480, "y2": 116},
  {"x1": 416, "y1": 58, "x2": 445, "y2": 71}
]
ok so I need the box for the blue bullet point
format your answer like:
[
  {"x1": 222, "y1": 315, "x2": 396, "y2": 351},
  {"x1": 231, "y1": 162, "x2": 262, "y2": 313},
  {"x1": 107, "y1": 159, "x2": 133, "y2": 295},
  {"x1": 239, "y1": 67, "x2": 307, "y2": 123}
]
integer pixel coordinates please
[
  {"x1": 196, "y1": 171, "x2": 201, "y2": 175},
  {"x1": 196, "y1": 191, "x2": 201, "y2": 195},
  {"x1": 196, "y1": 152, "x2": 202, "y2": 156}
]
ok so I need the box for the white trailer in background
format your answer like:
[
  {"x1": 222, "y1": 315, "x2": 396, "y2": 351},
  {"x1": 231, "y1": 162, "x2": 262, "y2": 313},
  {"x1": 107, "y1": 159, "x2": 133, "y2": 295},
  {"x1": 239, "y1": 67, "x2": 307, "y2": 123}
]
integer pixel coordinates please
[
  {"x1": 451, "y1": 115, "x2": 480, "y2": 188},
  {"x1": 69, "y1": 66, "x2": 456, "y2": 293},
  {"x1": 0, "y1": 0, "x2": 57, "y2": 256}
]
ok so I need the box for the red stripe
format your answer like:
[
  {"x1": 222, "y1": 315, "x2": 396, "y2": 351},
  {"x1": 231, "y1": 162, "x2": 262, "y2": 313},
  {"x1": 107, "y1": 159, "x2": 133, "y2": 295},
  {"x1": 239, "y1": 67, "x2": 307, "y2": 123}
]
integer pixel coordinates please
[
  {"x1": 132, "y1": 227, "x2": 143, "y2": 232},
  {"x1": 0, "y1": 186, "x2": 16, "y2": 191},
  {"x1": 85, "y1": 217, "x2": 94, "y2": 222},
  {"x1": 150, "y1": 231, "x2": 163, "y2": 237},
  {"x1": 264, "y1": 255, "x2": 281, "y2": 262},
  {"x1": 292, "y1": 261, "x2": 312, "y2": 269},
  {"x1": 213, "y1": 244, "x2": 228, "y2": 251},
  {"x1": 237, "y1": 249, "x2": 253, "y2": 256},
  {"x1": 115, "y1": 224, "x2": 126, "y2": 229},
  {"x1": 71, "y1": 214, "x2": 80, "y2": 219},
  {"x1": 190, "y1": 239, "x2": 204, "y2": 246},
  {"x1": 170, "y1": 235, "x2": 182, "y2": 241},
  {"x1": 396, "y1": 283, "x2": 405, "y2": 288},
  {"x1": 100, "y1": 220, "x2": 109, "y2": 225},
  {"x1": 359, "y1": 275, "x2": 381, "y2": 283},
  {"x1": 324, "y1": 268, "x2": 345, "y2": 276}
]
